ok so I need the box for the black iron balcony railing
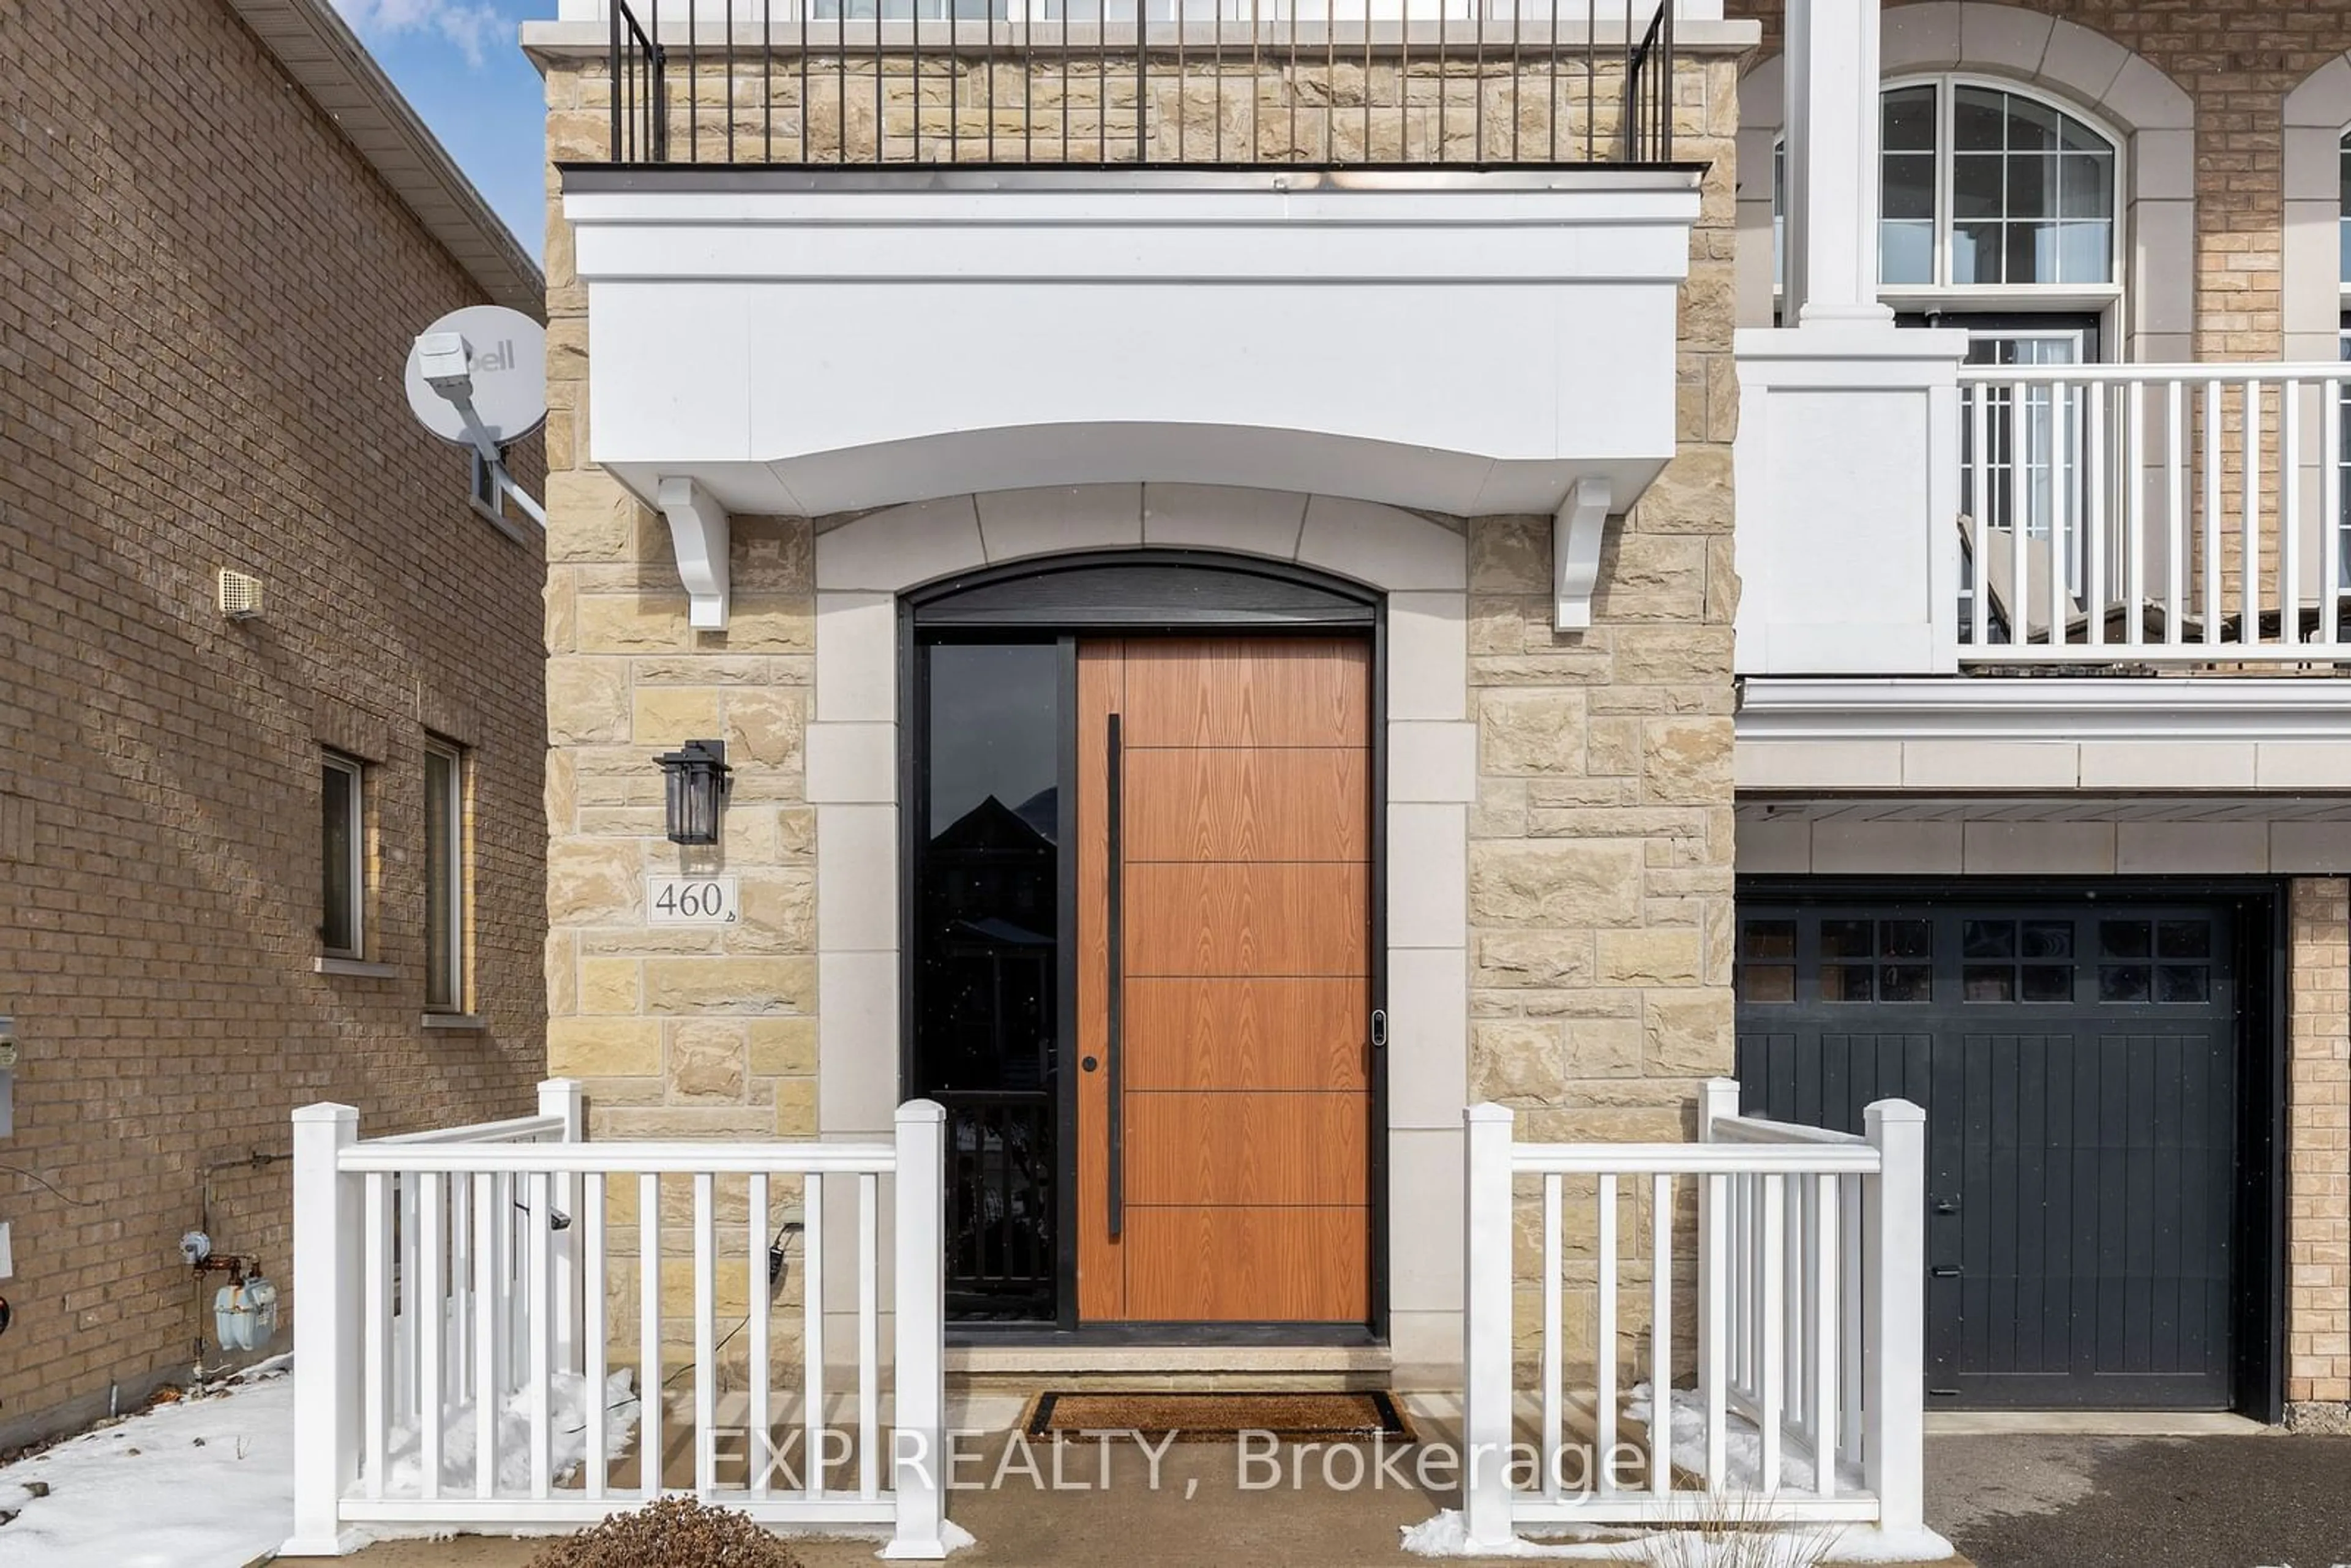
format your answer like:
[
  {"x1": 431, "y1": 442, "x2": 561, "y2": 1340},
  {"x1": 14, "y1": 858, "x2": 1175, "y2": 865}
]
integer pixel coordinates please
[{"x1": 602, "y1": 0, "x2": 1682, "y2": 168}]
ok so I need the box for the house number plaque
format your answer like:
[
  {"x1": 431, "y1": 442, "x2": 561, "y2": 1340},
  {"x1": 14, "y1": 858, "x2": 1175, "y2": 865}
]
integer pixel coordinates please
[{"x1": 647, "y1": 875, "x2": 740, "y2": 926}]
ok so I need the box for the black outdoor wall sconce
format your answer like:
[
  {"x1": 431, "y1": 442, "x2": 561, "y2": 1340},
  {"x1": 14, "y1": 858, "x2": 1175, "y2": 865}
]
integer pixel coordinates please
[{"x1": 656, "y1": 739, "x2": 732, "y2": 846}]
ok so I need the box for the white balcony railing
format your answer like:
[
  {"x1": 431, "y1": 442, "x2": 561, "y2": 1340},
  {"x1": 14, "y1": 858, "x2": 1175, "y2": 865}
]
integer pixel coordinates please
[
  {"x1": 282, "y1": 1082, "x2": 950, "y2": 1559},
  {"x1": 1957, "y1": 363, "x2": 2351, "y2": 665},
  {"x1": 1460, "y1": 1082, "x2": 1929, "y2": 1550}
]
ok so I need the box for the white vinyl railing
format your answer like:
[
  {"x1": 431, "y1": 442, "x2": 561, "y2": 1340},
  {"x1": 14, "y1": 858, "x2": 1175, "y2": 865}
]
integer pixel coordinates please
[
  {"x1": 1957, "y1": 363, "x2": 2351, "y2": 664},
  {"x1": 1461, "y1": 1080, "x2": 1926, "y2": 1549},
  {"x1": 282, "y1": 1081, "x2": 949, "y2": 1559}
]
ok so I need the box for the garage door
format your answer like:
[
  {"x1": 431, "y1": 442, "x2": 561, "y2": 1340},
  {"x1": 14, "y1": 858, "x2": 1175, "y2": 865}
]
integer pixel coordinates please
[{"x1": 1734, "y1": 896, "x2": 2241, "y2": 1411}]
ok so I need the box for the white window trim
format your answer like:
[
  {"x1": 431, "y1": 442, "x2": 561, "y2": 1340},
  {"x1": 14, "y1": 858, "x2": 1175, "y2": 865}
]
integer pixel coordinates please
[
  {"x1": 321, "y1": 751, "x2": 366, "y2": 961},
  {"x1": 424, "y1": 738, "x2": 468, "y2": 1013},
  {"x1": 2282, "y1": 57, "x2": 2351, "y2": 362},
  {"x1": 2337, "y1": 130, "x2": 2350, "y2": 329}
]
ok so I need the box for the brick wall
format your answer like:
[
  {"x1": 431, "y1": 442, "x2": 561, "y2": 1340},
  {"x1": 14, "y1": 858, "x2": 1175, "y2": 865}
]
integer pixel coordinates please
[
  {"x1": 2289, "y1": 877, "x2": 2351, "y2": 1425},
  {"x1": 0, "y1": 0, "x2": 547, "y2": 1444}
]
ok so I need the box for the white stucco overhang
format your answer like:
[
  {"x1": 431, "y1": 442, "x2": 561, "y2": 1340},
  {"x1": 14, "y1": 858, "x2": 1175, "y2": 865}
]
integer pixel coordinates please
[{"x1": 563, "y1": 167, "x2": 1704, "y2": 604}]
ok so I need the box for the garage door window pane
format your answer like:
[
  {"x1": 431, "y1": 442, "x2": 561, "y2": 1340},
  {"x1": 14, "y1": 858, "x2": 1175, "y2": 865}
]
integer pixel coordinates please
[
  {"x1": 1964, "y1": 965, "x2": 2015, "y2": 1002},
  {"x1": 2021, "y1": 920, "x2": 2072, "y2": 959},
  {"x1": 1738, "y1": 919, "x2": 1797, "y2": 1003},
  {"x1": 1881, "y1": 920, "x2": 1932, "y2": 959},
  {"x1": 1962, "y1": 919, "x2": 2016, "y2": 959},
  {"x1": 2159, "y1": 965, "x2": 2211, "y2": 1003},
  {"x1": 2099, "y1": 920, "x2": 2152, "y2": 958},
  {"x1": 2022, "y1": 965, "x2": 2072, "y2": 1002},
  {"x1": 2158, "y1": 920, "x2": 2210, "y2": 958},
  {"x1": 1821, "y1": 964, "x2": 1875, "y2": 1003},
  {"x1": 1881, "y1": 966, "x2": 1933, "y2": 1002},
  {"x1": 2099, "y1": 964, "x2": 2152, "y2": 1002},
  {"x1": 1821, "y1": 920, "x2": 1874, "y2": 959}
]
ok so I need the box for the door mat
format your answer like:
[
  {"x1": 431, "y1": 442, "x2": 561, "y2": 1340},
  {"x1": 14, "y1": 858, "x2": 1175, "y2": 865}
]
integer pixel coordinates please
[{"x1": 1022, "y1": 1390, "x2": 1416, "y2": 1444}]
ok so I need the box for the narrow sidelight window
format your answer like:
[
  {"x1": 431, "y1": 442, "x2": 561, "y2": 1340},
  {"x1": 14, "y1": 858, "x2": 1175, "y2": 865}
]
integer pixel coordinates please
[
  {"x1": 913, "y1": 639, "x2": 1062, "y2": 1322},
  {"x1": 321, "y1": 752, "x2": 366, "y2": 958},
  {"x1": 424, "y1": 740, "x2": 467, "y2": 1011}
]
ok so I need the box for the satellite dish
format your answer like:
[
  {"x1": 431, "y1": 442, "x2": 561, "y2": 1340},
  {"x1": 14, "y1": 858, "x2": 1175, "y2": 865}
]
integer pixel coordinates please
[{"x1": 403, "y1": 305, "x2": 547, "y2": 448}]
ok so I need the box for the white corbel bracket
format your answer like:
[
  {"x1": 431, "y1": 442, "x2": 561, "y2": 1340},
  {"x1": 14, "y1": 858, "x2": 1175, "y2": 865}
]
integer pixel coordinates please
[
  {"x1": 1553, "y1": 478, "x2": 1614, "y2": 632},
  {"x1": 656, "y1": 477, "x2": 731, "y2": 631}
]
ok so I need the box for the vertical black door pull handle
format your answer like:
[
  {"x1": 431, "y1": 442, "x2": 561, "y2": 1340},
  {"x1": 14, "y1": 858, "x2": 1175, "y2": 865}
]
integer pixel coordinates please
[{"x1": 1105, "y1": 713, "x2": 1124, "y2": 1241}]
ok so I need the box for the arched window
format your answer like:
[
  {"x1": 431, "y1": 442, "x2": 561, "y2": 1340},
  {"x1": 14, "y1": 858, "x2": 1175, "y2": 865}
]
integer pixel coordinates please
[
  {"x1": 2340, "y1": 129, "x2": 2351, "y2": 290},
  {"x1": 1880, "y1": 78, "x2": 2120, "y2": 292},
  {"x1": 1774, "y1": 78, "x2": 2122, "y2": 309}
]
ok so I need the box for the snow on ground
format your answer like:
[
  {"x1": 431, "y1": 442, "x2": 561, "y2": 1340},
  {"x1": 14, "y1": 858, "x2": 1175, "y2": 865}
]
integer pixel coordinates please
[
  {"x1": 0, "y1": 1357, "x2": 299, "y2": 1568},
  {"x1": 385, "y1": 1368, "x2": 640, "y2": 1496},
  {"x1": 0, "y1": 1360, "x2": 642, "y2": 1568},
  {"x1": 1401, "y1": 1388, "x2": 1954, "y2": 1564},
  {"x1": 1619, "y1": 1384, "x2": 1860, "y2": 1496}
]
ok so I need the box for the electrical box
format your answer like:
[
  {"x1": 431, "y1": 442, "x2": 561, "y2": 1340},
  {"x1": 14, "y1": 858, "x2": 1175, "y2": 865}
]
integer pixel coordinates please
[{"x1": 0, "y1": 1223, "x2": 13, "y2": 1280}]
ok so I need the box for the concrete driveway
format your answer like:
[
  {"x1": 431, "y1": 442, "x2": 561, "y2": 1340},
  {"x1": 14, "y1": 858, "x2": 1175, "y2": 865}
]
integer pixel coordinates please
[{"x1": 1926, "y1": 1432, "x2": 2351, "y2": 1568}]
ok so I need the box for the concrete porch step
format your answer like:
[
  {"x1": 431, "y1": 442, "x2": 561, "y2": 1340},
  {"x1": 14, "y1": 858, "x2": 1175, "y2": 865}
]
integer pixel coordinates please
[{"x1": 947, "y1": 1341, "x2": 1395, "y2": 1394}]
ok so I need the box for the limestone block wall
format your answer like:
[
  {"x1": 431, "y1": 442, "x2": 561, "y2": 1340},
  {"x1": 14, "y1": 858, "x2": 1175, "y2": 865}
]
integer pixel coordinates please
[
  {"x1": 536, "y1": 45, "x2": 1742, "y2": 1380},
  {"x1": 542, "y1": 40, "x2": 1704, "y2": 167}
]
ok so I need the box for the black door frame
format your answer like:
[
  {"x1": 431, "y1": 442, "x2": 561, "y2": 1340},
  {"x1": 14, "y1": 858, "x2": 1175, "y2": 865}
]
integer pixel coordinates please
[
  {"x1": 1736, "y1": 875, "x2": 2286, "y2": 1422},
  {"x1": 901, "y1": 551, "x2": 1391, "y2": 1346}
]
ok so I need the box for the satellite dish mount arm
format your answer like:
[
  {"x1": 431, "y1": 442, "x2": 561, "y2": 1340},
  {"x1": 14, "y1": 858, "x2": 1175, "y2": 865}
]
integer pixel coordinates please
[{"x1": 414, "y1": 330, "x2": 546, "y2": 531}]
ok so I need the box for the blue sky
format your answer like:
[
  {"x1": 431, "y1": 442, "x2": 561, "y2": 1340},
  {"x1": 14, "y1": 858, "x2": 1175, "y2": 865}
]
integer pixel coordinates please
[{"x1": 331, "y1": 1, "x2": 552, "y2": 261}]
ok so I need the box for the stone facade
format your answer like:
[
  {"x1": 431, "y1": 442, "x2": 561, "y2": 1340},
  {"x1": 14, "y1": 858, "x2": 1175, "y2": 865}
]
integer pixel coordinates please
[
  {"x1": 544, "y1": 41, "x2": 1698, "y2": 168},
  {"x1": 536, "y1": 39, "x2": 1742, "y2": 1381},
  {"x1": 0, "y1": 1, "x2": 547, "y2": 1446}
]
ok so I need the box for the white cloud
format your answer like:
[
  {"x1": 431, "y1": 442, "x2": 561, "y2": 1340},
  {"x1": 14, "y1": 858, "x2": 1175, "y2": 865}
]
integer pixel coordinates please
[{"x1": 331, "y1": 0, "x2": 509, "y2": 67}]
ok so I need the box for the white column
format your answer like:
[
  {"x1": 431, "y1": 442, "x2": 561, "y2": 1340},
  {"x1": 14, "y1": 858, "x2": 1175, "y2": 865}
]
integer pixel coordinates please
[
  {"x1": 1461, "y1": 1103, "x2": 1517, "y2": 1551},
  {"x1": 283, "y1": 1103, "x2": 363, "y2": 1558},
  {"x1": 1862, "y1": 1098, "x2": 1928, "y2": 1535},
  {"x1": 883, "y1": 1100, "x2": 948, "y2": 1560},
  {"x1": 1783, "y1": 0, "x2": 1893, "y2": 326}
]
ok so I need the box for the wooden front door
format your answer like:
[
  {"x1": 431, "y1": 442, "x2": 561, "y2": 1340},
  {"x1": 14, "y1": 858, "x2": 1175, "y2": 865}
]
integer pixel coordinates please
[{"x1": 1075, "y1": 637, "x2": 1374, "y2": 1324}]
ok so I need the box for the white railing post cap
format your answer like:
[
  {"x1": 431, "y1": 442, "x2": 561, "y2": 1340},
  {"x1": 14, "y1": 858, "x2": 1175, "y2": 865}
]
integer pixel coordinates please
[
  {"x1": 1862, "y1": 1097, "x2": 1927, "y2": 1126},
  {"x1": 291, "y1": 1101, "x2": 360, "y2": 1125},
  {"x1": 896, "y1": 1098, "x2": 947, "y2": 1125},
  {"x1": 1465, "y1": 1101, "x2": 1512, "y2": 1127}
]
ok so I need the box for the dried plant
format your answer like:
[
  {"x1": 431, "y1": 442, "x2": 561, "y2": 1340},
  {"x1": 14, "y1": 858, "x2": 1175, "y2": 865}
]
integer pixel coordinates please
[
  {"x1": 1637, "y1": 1489, "x2": 1843, "y2": 1568},
  {"x1": 525, "y1": 1496, "x2": 806, "y2": 1568}
]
